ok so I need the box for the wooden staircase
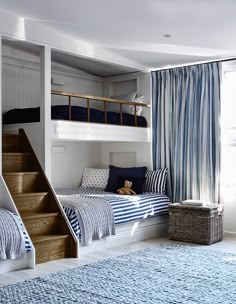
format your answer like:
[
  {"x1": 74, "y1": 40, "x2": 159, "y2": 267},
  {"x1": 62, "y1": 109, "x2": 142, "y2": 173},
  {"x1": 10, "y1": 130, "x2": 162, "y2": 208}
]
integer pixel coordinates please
[{"x1": 2, "y1": 130, "x2": 77, "y2": 264}]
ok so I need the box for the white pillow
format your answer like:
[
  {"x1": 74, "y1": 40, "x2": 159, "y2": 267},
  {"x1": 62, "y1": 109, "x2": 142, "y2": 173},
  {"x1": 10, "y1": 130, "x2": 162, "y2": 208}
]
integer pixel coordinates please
[
  {"x1": 82, "y1": 168, "x2": 109, "y2": 189},
  {"x1": 108, "y1": 91, "x2": 137, "y2": 114},
  {"x1": 130, "y1": 96, "x2": 145, "y2": 116}
]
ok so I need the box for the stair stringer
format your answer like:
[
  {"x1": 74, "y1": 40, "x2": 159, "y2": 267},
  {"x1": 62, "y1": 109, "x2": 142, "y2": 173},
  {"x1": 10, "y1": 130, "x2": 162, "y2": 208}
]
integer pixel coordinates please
[
  {"x1": 19, "y1": 129, "x2": 79, "y2": 260},
  {"x1": 0, "y1": 176, "x2": 35, "y2": 274}
]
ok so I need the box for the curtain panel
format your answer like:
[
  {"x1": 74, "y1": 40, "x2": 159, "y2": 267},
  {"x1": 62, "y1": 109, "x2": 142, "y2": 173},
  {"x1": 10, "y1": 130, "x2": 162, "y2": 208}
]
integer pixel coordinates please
[{"x1": 151, "y1": 62, "x2": 221, "y2": 203}]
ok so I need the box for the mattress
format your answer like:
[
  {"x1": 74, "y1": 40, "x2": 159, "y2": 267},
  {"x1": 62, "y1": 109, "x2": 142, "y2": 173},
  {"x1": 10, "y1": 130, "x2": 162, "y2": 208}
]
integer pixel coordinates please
[
  {"x1": 56, "y1": 187, "x2": 170, "y2": 240},
  {"x1": 3, "y1": 105, "x2": 147, "y2": 127}
]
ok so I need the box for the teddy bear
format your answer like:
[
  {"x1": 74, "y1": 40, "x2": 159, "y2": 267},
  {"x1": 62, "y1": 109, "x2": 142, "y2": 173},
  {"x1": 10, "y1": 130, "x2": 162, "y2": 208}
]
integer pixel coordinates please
[{"x1": 117, "y1": 180, "x2": 136, "y2": 195}]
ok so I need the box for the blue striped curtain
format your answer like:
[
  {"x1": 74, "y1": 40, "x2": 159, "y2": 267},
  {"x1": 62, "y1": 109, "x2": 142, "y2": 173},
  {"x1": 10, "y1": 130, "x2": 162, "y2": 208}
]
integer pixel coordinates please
[{"x1": 152, "y1": 63, "x2": 221, "y2": 203}]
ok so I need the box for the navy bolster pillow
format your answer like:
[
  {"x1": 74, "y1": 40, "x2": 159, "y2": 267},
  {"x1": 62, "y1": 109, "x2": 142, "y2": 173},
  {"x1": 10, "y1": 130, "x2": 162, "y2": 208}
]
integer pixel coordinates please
[{"x1": 105, "y1": 165, "x2": 147, "y2": 193}]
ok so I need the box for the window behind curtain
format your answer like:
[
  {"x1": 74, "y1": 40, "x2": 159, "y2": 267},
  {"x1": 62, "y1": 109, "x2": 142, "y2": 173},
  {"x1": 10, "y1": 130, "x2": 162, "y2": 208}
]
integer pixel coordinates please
[{"x1": 221, "y1": 70, "x2": 236, "y2": 195}]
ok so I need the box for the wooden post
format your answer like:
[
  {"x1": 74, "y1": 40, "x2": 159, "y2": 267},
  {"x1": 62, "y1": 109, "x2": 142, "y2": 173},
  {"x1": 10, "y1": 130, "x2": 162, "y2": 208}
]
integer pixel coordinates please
[
  {"x1": 104, "y1": 102, "x2": 107, "y2": 123},
  {"x1": 68, "y1": 96, "x2": 71, "y2": 120},
  {"x1": 120, "y1": 104, "x2": 123, "y2": 125},
  {"x1": 134, "y1": 105, "x2": 137, "y2": 127},
  {"x1": 87, "y1": 98, "x2": 90, "y2": 122},
  {"x1": 0, "y1": 36, "x2": 2, "y2": 175},
  {"x1": 40, "y1": 46, "x2": 51, "y2": 181}
]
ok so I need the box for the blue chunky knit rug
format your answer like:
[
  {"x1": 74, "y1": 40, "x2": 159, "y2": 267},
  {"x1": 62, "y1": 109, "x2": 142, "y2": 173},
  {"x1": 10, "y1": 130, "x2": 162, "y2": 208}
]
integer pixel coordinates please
[{"x1": 1, "y1": 244, "x2": 236, "y2": 304}]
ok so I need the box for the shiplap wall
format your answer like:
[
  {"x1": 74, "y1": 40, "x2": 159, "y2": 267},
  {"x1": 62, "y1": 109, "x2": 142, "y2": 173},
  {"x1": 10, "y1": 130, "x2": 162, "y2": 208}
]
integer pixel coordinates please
[
  {"x1": 3, "y1": 60, "x2": 40, "y2": 112},
  {"x1": 2, "y1": 44, "x2": 104, "y2": 113}
]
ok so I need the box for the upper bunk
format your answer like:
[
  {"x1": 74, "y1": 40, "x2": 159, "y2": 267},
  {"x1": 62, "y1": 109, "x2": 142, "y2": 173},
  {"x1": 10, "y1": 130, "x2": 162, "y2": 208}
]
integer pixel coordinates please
[
  {"x1": 3, "y1": 89, "x2": 151, "y2": 142},
  {"x1": 2, "y1": 39, "x2": 151, "y2": 143}
]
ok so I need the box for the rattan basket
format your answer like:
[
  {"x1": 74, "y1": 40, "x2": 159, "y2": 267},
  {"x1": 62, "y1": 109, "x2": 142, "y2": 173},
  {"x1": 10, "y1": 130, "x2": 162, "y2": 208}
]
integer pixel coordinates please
[{"x1": 169, "y1": 203, "x2": 223, "y2": 245}]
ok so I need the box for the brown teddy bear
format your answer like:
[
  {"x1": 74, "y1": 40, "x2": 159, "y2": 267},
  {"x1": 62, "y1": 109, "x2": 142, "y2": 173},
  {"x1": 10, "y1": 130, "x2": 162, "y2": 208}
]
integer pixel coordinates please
[{"x1": 117, "y1": 180, "x2": 136, "y2": 195}]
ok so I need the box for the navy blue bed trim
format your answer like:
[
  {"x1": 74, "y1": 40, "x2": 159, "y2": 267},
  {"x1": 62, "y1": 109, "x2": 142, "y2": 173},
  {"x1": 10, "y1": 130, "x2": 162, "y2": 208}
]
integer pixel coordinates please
[{"x1": 3, "y1": 105, "x2": 147, "y2": 127}]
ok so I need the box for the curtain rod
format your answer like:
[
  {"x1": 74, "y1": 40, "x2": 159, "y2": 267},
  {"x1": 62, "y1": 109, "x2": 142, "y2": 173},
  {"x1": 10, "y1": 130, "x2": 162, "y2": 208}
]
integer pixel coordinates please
[{"x1": 151, "y1": 55, "x2": 236, "y2": 73}]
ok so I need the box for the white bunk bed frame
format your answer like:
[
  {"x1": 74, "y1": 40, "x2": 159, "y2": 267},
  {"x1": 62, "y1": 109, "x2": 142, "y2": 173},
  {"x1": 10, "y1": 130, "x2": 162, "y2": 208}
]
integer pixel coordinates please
[
  {"x1": 51, "y1": 89, "x2": 151, "y2": 143},
  {"x1": 2, "y1": 90, "x2": 168, "y2": 257},
  {"x1": 4, "y1": 90, "x2": 151, "y2": 143},
  {"x1": 79, "y1": 215, "x2": 169, "y2": 255},
  {"x1": 0, "y1": 40, "x2": 156, "y2": 273}
]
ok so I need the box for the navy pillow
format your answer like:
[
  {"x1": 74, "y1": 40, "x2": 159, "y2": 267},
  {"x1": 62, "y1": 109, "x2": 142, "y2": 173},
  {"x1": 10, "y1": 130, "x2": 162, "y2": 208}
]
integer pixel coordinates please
[
  {"x1": 105, "y1": 165, "x2": 147, "y2": 193},
  {"x1": 117, "y1": 176, "x2": 145, "y2": 194}
]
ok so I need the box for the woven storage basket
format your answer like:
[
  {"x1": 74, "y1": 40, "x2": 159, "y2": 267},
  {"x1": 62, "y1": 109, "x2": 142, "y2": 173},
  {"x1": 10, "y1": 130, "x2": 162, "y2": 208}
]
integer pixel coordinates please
[{"x1": 169, "y1": 204, "x2": 223, "y2": 244}]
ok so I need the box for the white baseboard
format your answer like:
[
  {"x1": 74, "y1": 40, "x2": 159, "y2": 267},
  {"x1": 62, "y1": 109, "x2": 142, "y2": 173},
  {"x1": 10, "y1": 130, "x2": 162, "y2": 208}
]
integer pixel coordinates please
[
  {"x1": 79, "y1": 215, "x2": 169, "y2": 255},
  {"x1": 0, "y1": 252, "x2": 35, "y2": 274},
  {"x1": 224, "y1": 231, "x2": 236, "y2": 238}
]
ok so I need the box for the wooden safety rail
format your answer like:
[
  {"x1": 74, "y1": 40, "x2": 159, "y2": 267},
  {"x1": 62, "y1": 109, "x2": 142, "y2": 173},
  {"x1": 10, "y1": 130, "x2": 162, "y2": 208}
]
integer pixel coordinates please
[{"x1": 51, "y1": 90, "x2": 150, "y2": 127}]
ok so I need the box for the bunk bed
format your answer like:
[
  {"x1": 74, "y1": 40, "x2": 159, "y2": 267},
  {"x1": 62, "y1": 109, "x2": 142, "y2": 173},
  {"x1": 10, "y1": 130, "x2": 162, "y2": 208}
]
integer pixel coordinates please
[
  {"x1": 56, "y1": 186, "x2": 170, "y2": 252},
  {"x1": 55, "y1": 167, "x2": 170, "y2": 254},
  {"x1": 3, "y1": 90, "x2": 151, "y2": 143}
]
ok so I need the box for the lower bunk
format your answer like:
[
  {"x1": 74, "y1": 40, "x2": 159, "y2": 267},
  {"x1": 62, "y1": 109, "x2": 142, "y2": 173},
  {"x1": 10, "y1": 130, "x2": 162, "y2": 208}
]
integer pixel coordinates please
[
  {"x1": 0, "y1": 208, "x2": 34, "y2": 274},
  {"x1": 56, "y1": 186, "x2": 170, "y2": 254}
]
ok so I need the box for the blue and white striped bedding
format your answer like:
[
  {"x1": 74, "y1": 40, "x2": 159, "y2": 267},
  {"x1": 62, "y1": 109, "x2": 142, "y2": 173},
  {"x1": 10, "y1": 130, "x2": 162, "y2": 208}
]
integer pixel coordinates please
[
  {"x1": 13, "y1": 213, "x2": 32, "y2": 252},
  {"x1": 0, "y1": 209, "x2": 32, "y2": 254},
  {"x1": 56, "y1": 187, "x2": 170, "y2": 239}
]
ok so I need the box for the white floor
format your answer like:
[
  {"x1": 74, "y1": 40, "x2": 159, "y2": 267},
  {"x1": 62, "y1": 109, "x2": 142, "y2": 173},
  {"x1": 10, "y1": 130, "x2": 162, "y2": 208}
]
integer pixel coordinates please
[{"x1": 0, "y1": 236, "x2": 236, "y2": 287}]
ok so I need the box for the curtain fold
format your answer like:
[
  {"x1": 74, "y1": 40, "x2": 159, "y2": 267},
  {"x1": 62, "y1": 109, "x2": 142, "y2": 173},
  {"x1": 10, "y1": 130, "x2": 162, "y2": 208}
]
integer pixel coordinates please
[{"x1": 152, "y1": 63, "x2": 221, "y2": 203}]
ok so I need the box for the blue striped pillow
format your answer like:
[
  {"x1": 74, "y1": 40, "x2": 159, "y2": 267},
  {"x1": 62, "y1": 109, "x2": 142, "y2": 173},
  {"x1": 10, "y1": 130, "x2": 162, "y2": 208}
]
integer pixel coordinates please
[{"x1": 145, "y1": 169, "x2": 168, "y2": 194}]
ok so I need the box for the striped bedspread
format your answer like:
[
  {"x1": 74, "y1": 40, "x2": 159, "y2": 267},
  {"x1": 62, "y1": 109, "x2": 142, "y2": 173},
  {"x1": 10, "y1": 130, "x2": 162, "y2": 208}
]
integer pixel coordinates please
[
  {"x1": 56, "y1": 187, "x2": 170, "y2": 241},
  {"x1": 0, "y1": 209, "x2": 32, "y2": 260},
  {"x1": 14, "y1": 213, "x2": 32, "y2": 253},
  {"x1": 58, "y1": 196, "x2": 115, "y2": 246}
]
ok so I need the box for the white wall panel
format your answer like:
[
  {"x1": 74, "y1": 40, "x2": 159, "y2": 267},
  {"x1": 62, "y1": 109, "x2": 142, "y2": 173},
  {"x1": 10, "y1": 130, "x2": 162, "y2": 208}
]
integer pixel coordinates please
[
  {"x1": 2, "y1": 62, "x2": 40, "y2": 112},
  {"x1": 51, "y1": 72, "x2": 104, "y2": 109},
  {"x1": 2, "y1": 46, "x2": 104, "y2": 113},
  {"x1": 100, "y1": 142, "x2": 151, "y2": 169},
  {"x1": 104, "y1": 72, "x2": 151, "y2": 125},
  {"x1": 51, "y1": 141, "x2": 102, "y2": 188}
]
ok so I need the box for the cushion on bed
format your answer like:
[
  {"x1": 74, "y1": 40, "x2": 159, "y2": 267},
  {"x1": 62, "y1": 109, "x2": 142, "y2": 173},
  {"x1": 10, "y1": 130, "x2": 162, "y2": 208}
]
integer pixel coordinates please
[
  {"x1": 117, "y1": 176, "x2": 145, "y2": 194},
  {"x1": 145, "y1": 168, "x2": 168, "y2": 194},
  {"x1": 105, "y1": 165, "x2": 147, "y2": 193},
  {"x1": 3, "y1": 107, "x2": 40, "y2": 124},
  {"x1": 108, "y1": 91, "x2": 137, "y2": 114},
  {"x1": 82, "y1": 168, "x2": 109, "y2": 189},
  {"x1": 130, "y1": 96, "x2": 145, "y2": 116}
]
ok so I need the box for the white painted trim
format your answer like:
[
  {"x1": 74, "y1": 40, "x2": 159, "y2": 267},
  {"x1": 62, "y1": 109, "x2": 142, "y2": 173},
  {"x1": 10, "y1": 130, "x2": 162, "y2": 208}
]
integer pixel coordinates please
[
  {"x1": 223, "y1": 231, "x2": 236, "y2": 238},
  {"x1": 3, "y1": 122, "x2": 150, "y2": 143},
  {"x1": 40, "y1": 46, "x2": 51, "y2": 180},
  {"x1": 0, "y1": 252, "x2": 34, "y2": 274},
  {"x1": 52, "y1": 120, "x2": 150, "y2": 143},
  {"x1": 80, "y1": 215, "x2": 169, "y2": 255}
]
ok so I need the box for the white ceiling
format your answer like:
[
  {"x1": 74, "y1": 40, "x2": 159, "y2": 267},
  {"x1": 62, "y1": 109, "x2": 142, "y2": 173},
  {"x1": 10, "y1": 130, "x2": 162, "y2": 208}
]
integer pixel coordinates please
[{"x1": 0, "y1": 0, "x2": 236, "y2": 70}]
